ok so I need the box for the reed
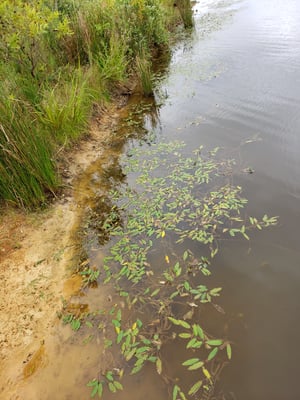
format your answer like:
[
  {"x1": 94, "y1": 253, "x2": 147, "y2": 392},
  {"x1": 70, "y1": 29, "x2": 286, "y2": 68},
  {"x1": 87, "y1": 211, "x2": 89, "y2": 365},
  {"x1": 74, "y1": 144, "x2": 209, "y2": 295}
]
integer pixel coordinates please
[
  {"x1": 135, "y1": 53, "x2": 154, "y2": 97},
  {"x1": 0, "y1": 99, "x2": 58, "y2": 208},
  {"x1": 38, "y1": 68, "x2": 94, "y2": 145},
  {"x1": 96, "y1": 35, "x2": 128, "y2": 84},
  {"x1": 176, "y1": 0, "x2": 194, "y2": 29}
]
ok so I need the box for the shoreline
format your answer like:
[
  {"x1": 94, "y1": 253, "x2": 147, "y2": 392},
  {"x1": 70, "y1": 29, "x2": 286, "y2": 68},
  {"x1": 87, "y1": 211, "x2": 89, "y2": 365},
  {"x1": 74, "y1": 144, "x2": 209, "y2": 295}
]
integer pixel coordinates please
[{"x1": 0, "y1": 101, "x2": 128, "y2": 398}]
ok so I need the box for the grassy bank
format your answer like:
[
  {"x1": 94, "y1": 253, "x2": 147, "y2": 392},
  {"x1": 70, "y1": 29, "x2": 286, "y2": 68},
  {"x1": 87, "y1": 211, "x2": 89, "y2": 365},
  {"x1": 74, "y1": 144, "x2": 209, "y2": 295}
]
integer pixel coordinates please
[{"x1": 0, "y1": 0, "x2": 193, "y2": 208}]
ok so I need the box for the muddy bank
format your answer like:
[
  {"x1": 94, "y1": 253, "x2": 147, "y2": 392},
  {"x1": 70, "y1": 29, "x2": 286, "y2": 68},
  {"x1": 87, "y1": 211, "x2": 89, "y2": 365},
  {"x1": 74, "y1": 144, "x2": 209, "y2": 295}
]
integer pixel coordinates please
[{"x1": 0, "y1": 104, "x2": 127, "y2": 399}]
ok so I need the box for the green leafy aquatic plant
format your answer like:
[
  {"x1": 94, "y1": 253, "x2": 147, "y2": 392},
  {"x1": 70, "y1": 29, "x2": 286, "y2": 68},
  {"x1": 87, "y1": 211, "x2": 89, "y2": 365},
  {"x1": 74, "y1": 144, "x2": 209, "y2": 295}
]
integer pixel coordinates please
[
  {"x1": 65, "y1": 142, "x2": 277, "y2": 399},
  {"x1": 87, "y1": 370, "x2": 124, "y2": 398},
  {"x1": 101, "y1": 142, "x2": 276, "y2": 286},
  {"x1": 62, "y1": 313, "x2": 81, "y2": 331}
]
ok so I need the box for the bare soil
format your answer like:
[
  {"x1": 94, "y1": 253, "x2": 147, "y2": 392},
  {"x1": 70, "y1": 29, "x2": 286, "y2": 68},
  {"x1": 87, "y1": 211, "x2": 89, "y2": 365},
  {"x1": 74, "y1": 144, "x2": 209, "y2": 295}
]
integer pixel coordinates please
[{"x1": 0, "y1": 103, "x2": 127, "y2": 399}]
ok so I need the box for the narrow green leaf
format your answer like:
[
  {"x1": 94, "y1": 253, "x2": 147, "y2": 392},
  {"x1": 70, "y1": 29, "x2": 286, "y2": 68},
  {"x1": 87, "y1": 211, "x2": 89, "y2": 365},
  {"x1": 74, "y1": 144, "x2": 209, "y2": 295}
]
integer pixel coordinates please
[
  {"x1": 116, "y1": 309, "x2": 122, "y2": 321},
  {"x1": 136, "y1": 319, "x2": 143, "y2": 328},
  {"x1": 192, "y1": 324, "x2": 198, "y2": 336},
  {"x1": 151, "y1": 288, "x2": 160, "y2": 297},
  {"x1": 170, "y1": 291, "x2": 179, "y2": 299},
  {"x1": 117, "y1": 331, "x2": 124, "y2": 344},
  {"x1": 97, "y1": 382, "x2": 103, "y2": 398},
  {"x1": 114, "y1": 381, "x2": 123, "y2": 391},
  {"x1": 196, "y1": 325, "x2": 204, "y2": 339},
  {"x1": 177, "y1": 320, "x2": 191, "y2": 329},
  {"x1": 178, "y1": 332, "x2": 192, "y2": 339},
  {"x1": 87, "y1": 380, "x2": 97, "y2": 387},
  {"x1": 211, "y1": 248, "x2": 218, "y2": 258},
  {"x1": 124, "y1": 348, "x2": 135, "y2": 361},
  {"x1": 91, "y1": 384, "x2": 98, "y2": 398},
  {"x1": 206, "y1": 339, "x2": 223, "y2": 346},
  {"x1": 207, "y1": 347, "x2": 218, "y2": 361},
  {"x1": 209, "y1": 287, "x2": 222, "y2": 296},
  {"x1": 186, "y1": 338, "x2": 202, "y2": 349},
  {"x1": 201, "y1": 267, "x2": 211, "y2": 276},
  {"x1": 135, "y1": 346, "x2": 150, "y2": 355},
  {"x1": 112, "y1": 319, "x2": 120, "y2": 328},
  {"x1": 182, "y1": 358, "x2": 199, "y2": 366},
  {"x1": 106, "y1": 371, "x2": 113, "y2": 382},
  {"x1": 188, "y1": 380, "x2": 203, "y2": 396},
  {"x1": 187, "y1": 338, "x2": 197, "y2": 349},
  {"x1": 135, "y1": 355, "x2": 147, "y2": 366},
  {"x1": 108, "y1": 382, "x2": 116, "y2": 393},
  {"x1": 131, "y1": 364, "x2": 143, "y2": 375},
  {"x1": 173, "y1": 385, "x2": 179, "y2": 400},
  {"x1": 242, "y1": 232, "x2": 250, "y2": 240},
  {"x1": 188, "y1": 361, "x2": 204, "y2": 370},
  {"x1": 168, "y1": 317, "x2": 180, "y2": 326}
]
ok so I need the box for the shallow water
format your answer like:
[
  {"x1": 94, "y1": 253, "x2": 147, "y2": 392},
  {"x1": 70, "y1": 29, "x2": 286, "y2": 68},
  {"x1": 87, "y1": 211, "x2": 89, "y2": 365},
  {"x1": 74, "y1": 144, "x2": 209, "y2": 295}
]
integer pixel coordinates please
[{"x1": 20, "y1": 0, "x2": 300, "y2": 399}]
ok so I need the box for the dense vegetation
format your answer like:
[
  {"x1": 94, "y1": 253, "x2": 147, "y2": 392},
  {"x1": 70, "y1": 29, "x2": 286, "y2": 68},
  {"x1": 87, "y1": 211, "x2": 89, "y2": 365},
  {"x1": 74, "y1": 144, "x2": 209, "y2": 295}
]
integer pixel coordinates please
[{"x1": 0, "y1": 0, "x2": 191, "y2": 208}]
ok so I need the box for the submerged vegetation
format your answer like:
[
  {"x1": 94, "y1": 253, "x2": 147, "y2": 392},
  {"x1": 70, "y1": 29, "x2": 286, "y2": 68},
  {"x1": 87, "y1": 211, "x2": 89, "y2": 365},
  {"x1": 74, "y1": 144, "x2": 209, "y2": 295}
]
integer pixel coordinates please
[
  {"x1": 0, "y1": 0, "x2": 194, "y2": 208},
  {"x1": 61, "y1": 142, "x2": 277, "y2": 399}
]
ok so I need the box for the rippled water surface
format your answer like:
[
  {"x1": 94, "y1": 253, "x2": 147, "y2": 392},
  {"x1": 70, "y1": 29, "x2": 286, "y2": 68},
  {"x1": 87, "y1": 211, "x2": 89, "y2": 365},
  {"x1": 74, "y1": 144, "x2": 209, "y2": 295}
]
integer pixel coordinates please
[
  {"x1": 159, "y1": 1, "x2": 300, "y2": 398},
  {"x1": 21, "y1": 1, "x2": 300, "y2": 399}
]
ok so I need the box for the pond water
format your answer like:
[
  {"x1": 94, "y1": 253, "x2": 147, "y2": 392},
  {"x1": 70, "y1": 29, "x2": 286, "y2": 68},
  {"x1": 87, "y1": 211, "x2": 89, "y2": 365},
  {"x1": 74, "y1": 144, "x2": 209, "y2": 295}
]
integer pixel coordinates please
[{"x1": 20, "y1": 0, "x2": 300, "y2": 399}]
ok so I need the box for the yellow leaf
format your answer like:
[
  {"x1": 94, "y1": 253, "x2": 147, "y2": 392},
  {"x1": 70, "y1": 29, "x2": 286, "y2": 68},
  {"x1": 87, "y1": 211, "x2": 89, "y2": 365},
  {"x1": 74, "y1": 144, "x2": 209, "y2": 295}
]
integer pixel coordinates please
[
  {"x1": 202, "y1": 367, "x2": 212, "y2": 381},
  {"x1": 115, "y1": 326, "x2": 120, "y2": 334},
  {"x1": 165, "y1": 255, "x2": 170, "y2": 264},
  {"x1": 161, "y1": 231, "x2": 165, "y2": 238},
  {"x1": 132, "y1": 322, "x2": 137, "y2": 331}
]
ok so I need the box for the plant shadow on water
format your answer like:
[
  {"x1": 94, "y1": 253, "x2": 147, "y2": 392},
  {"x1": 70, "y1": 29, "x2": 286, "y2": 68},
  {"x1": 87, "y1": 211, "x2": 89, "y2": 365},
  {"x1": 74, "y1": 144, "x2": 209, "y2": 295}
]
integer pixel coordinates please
[{"x1": 64, "y1": 141, "x2": 277, "y2": 400}]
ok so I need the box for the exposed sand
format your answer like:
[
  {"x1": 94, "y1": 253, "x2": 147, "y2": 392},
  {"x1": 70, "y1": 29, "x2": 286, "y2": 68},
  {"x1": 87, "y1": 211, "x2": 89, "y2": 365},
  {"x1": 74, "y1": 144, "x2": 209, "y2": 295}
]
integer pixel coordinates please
[{"x1": 0, "y1": 105, "x2": 125, "y2": 399}]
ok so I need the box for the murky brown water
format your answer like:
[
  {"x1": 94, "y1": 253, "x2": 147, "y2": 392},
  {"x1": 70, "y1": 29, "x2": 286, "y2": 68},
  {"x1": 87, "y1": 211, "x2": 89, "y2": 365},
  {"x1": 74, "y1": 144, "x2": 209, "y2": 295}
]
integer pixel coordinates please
[{"x1": 20, "y1": 0, "x2": 300, "y2": 399}]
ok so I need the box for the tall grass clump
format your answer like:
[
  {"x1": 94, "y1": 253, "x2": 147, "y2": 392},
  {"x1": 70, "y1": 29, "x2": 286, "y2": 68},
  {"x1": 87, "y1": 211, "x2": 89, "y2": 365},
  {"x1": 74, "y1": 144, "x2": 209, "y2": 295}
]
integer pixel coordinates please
[
  {"x1": 135, "y1": 53, "x2": 154, "y2": 96},
  {"x1": 38, "y1": 68, "x2": 95, "y2": 145},
  {"x1": 176, "y1": 0, "x2": 194, "y2": 28},
  {"x1": 0, "y1": 98, "x2": 58, "y2": 208},
  {"x1": 96, "y1": 35, "x2": 128, "y2": 84}
]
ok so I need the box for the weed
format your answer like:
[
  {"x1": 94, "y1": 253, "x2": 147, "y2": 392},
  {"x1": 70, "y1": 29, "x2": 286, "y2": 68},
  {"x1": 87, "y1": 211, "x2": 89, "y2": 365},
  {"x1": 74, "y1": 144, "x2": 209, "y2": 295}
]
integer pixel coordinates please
[
  {"x1": 62, "y1": 313, "x2": 81, "y2": 331},
  {"x1": 87, "y1": 370, "x2": 123, "y2": 398},
  {"x1": 176, "y1": 0, "x2": 194, "y2": 29},
  {"x1": 67, "y1": 142, "x2": 277, "y2": 399},
  {"x1": 38, "y1": 68, "x2": 94, "y2": 145},
  {"x1": 135, "y1": 52, "x2": 154, "y2": 97},
  {"x1": 96, "y1": 35, "x2": 128, "y2": 84},
  {"x1": 80, "y1": 267, "x2": 100, "y2": 286},
  {"x1": 0, "y1": 96, "x2": 58, "y2": 208}
]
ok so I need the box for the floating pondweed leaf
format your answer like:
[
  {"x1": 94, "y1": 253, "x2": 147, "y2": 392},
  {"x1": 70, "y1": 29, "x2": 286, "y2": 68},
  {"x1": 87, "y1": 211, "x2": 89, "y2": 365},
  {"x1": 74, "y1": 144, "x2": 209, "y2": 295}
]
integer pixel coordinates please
[{"x1": 70, "y1": 141, "x2": 278, "y2": 399}]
